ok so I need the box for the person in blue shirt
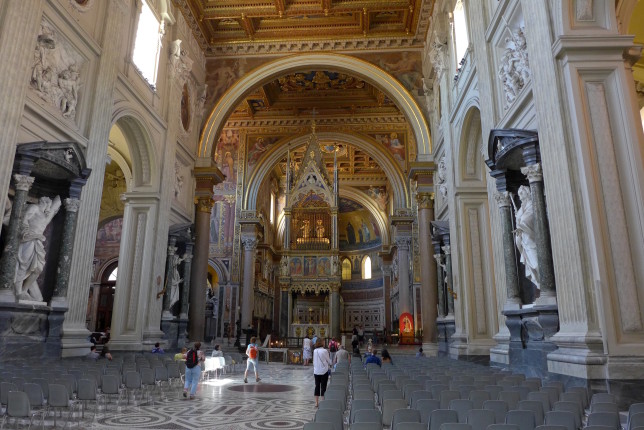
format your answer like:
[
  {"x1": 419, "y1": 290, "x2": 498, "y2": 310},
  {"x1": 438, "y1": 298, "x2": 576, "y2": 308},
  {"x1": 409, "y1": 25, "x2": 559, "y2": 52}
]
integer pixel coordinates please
[
  {"x1": 364, "y1": 350, "x2": 381, "y2": 367},
  {"x1": 151, "y1": 342, "x2": 165, "y2": 354}
]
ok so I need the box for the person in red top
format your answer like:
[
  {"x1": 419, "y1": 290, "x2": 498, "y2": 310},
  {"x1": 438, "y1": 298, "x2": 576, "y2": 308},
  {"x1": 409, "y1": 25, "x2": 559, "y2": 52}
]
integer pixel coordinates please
[{"x1": 328, "y1": 337, "x2": 338, "y2": 364}]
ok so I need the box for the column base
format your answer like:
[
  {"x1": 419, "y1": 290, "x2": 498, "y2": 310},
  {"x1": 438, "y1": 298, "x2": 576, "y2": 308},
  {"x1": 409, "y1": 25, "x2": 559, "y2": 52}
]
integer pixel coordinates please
[
  {"x1": 535, "y1": 292, "x2": 557, "y2": 306},
  {"x1": 0, "y1": 289, "x2": 16, "y2": 303},
  {"x1": 0, "y1": 301, "x2": 51, "y2": 359},
  {"x1": 161, "y1": 319, "x2": 180, "y2": 350},
  {"x1": 421, "y1": 343, "x2": 439, "y2": 357},
  {"x1": 60, "y1": 326, "x2": 92, "y2": 357},
  {"x1": 49, "y1": 296, "x2": 68, "y2": 309},
  {"x1": 436, "y1": 317, "x2": 455, "y2": 354},
  {"x1": 177, "y1": 319, "x2": 189, "y2": 349},
  {"x1": 162, "y1": 310, "x2": 175, "y2": 320},
  {"x1": 490, "y1": 343, "x2": 510, "y2": 365}
]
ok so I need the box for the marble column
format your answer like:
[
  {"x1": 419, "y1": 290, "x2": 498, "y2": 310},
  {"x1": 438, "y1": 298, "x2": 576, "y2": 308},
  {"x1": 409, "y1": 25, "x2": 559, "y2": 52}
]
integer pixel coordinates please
[
  {"x1": 240, "y1": 236, "x2": 258, "y2": 329},
  {"x1": 434, "y1": 251, "x2": 446, "y2": 318},
  {"x1": 50, "y1": 198, "x2": 81, "y2": 307},
  {"x1": 283, "y1": 210, "x2": 291, "y2": 249},
  {"x1": 0, "y1": 174, "x2": 35, "y2": 301},
  {"x1": 417, "y1": 193, "x2": 438, "y2": 343},
  {"x1": 494, "y1": 191, "x2": 521, "y2": 309},
  {"x1": 180, "y1": 243, "x2": 193, "y2": 320},
  {"x1": 443, "y1": 245, "x2": 455, "y2": 316},
  {"x1": 396, "y1": 237, "x2": 412, "y2": 315},
  {"x1": 188, "y1": 197, "x2": 214, "y2": 341},
  {"x1": 330, "y1": 285, "x2": 341, "y2": 338},
  {"x1": 0, "y1": 1, "x2": 45, "y2": 222},
  {"x1": 162, "y1": 236, "x2": 178, "y2": 319},
  {"x1": 521, "y1": 164, "x2": 557, "y2": 305},
  {"x1": 280, "y1": 287, "x2": 289, "y2": 338}
]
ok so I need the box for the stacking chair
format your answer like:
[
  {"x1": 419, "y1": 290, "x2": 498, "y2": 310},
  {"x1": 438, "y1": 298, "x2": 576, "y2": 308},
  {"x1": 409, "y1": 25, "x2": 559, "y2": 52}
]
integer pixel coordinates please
[
  {"x1": 382, "y1": 399, "x2": 409, "y2": 428},
  {"x1": 518, "y1": 400, "x2": 545, "y2": 425},
  {"x1": 628, "y1": 406, "x2": 644, "y2": 430},
  {"x1": 432, "y1": 385, "x2": 450, "y2": 400},
  {"x1": 391, "y1": 409, "x2": 421, "y2": 428},
  {"x1": 450, "y1": 399, "x2": 474, "y2": 423},
  {"x1": 410, "y1": 390, "x2": 433, "y2": 409},
  {"x1": 350, "y1": 399, "x2": 375, "y2": 423},
  {"x1": 565, "y1": 387, "x2": 589, "y2": 409},
  {"x1": 544, "y1": 411, "x2": 576, "y2": 430},
  {"x1": 303, "y1": 423, "x2": 334, "y2": 430},
  {"x1": 510, "y1": 386, "x2": 532, "y2": 401},
  {"x1": 416, "y1": 399, "x2": 441, "y2": 424},
  {"x1": 353, "y1": 390, "x2": 375, "y2": 401},
  {"x1": 539, "y1": 387, "x2": 560, "y2": 407},
  {"x1": 552, "y1": 401, "x2": 582, "y2": 429},
  {"x1": 485, "y1": 386, "x2": 504, "y2": 401},
  {"x1": 22, "y1": 383, "x2": 47, "y2": 418},
  {"x1": 9, "y1": 377, "x2": 26, "y2": 391},
  {"x1": 428, "y1": 409, "x2": 459, "y2": 430},
  {"x1": 154, "y1": 366, "x2": 170, "y2": 392},
  {"x1": 534, "y1": 426, "x2": 567, "y2": 430},
  {"x1": 353, "y1": 408, "x2": 382, "y2": 424},
  {"x1": 499, "y1": 391, "x2": 521, "y2": 410},
  {"x1": 470, "y1": 390, "x2": 492, "y2": 409},
  {"x1": 584, "y1": 426, "x2": 617, "y2": 430},
  {"x1": 441, "y1": 390, "x2": 462, "y2": 409},
  {"x1": 0, "y1": 382, "x2": 17, "y2": 411},
  {"x1": 48, "y1": 383, "x2": 76, "y2": 428},
  {"x1": 441, "y1": 424, "x2": 473, "y2": 430},
  {"x1": 404, "y1": 384, "x2": 424, "y2": 402},
  {"x1": 314, "y1": 409, "x2": 344, "y2": 430},
  {"x1": 124, "y1": 371, "x2": 143, "y2": 405},
  {"x1": 487, "y1": 425, "x2": 520, "y2": 430},
  {"x1": 318, "y1": 400, "x2": 344, "y2": 411},
  {"x1": 590, "y1": 393, "x2": 616, "y2": 405},
  {"x1": 466, "y1": 409, "x2": 496, "y2": 430},
  {"x1": 528, "y1": 392, "x2": 551, "y2": 415},
  {"x1": 77, "y1": 378, "x2": 99, "y2": 419},
  {"x1": 587, "y1": 412, "x2": 621, "y2": 430},
  {"x1": 323, "y1": 389, "x2": 346, "y2": 410},
  {"x1": 629, "y1": 414, "x2": 644, "y2": 430},
  {"x1": 382, "y1": 389, "x2": 405, "y2": 403},
  {"x1": 100, "y1": 374, "x2": 122, "y2": 410},
  {"x1": 505, "y1": 409, "x2": 537, "y2": 430},
  {"x1": 393, "y1": 423, "x2": 426, "y2": 430},
  {"x1": 166, "y1": 363, "x2": 181, "y2": 387},
  {"x1": 1, "y1": 390, "x2": 45, "y2": 430},
  {"x1": 591, "y1": 402, "x2": 619, "y2": 414}
]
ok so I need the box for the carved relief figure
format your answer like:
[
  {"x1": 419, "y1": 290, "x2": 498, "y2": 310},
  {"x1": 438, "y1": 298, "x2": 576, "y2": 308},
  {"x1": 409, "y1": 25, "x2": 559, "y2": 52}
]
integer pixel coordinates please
[
  {"x1": 498, "y1": 27, "x2": 531, "y2": 107},
  {"x1": 436, "y1": 156, "x2": 448, "y2": 198},
  {"x1": 513, "y1": 185, "x2": 540, "y2": 288},
  {"x1": 315, "y1": 219, "x2": 325, "y2": 239},
  {"x1": 14, "y1": 195, "x2": 62, "y2": 301},
  {"x1": 174, "y1": 161, "x2": 184, "y2": 198}
]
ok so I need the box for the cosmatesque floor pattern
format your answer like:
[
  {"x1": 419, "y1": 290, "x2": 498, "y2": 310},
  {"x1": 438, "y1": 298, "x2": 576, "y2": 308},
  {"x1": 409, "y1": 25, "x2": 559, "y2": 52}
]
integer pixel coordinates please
[{"x1": 76, "y1": 364, "x2": 316, "y2": 430}]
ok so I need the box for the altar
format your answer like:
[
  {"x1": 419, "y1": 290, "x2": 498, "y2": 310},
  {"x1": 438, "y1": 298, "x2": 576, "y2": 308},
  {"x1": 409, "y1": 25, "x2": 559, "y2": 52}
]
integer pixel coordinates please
[{"x1": 290, "y1": 323, "x2": 329, "y2": 339}]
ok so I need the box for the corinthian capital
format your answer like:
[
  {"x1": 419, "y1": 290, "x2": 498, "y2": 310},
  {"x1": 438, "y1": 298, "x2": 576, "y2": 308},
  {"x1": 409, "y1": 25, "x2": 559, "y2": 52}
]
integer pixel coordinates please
[
  {"x1": 395, "y1": 237, "x2": 411, "y2": 250},
  {"x1": 494, "y1": 191, "x2": 512, "y2": 208},
  {"x1": 521, "y1": 163, "x2": 543, "y2": 183},
  {"x1": 63, "y1": 198, "x2": 81, "y2": 212},
  {"x1": 416, "y1": 192, "x2": 434, "y2": 209},
  {"x1": 241, "y1": 237, "x2": 258, "y2": 251},
  {"x1": 13, "y1": 174, "x2": 35, "y2": 192},
  {"x1": 195, "y1": 197, "x2": 214, "y2": 213}
]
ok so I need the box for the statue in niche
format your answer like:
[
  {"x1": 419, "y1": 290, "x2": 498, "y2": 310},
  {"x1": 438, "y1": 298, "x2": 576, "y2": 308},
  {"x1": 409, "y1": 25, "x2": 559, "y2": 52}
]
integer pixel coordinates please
[
  {"x1": 280, "y1": 256, "x2": 289, "y2": 276},
  {"x1": 14, "y1": 195, "x2": 62, "y2": 301},
  {"x1": 315, "y1": 219, "x2": 325, "y2": 239},
  {"x1": 513, "y1": 185, "x2": 540, "y2": 289},
  {"x1": 168, "y1": 252, "x2": 186, "y2": 311}
]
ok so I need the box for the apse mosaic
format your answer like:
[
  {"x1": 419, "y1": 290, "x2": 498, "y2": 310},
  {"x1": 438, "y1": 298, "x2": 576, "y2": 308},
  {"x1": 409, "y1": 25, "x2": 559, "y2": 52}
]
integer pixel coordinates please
[{"x1": 338, "y1": 198, "x2": 381, "y2": 251}]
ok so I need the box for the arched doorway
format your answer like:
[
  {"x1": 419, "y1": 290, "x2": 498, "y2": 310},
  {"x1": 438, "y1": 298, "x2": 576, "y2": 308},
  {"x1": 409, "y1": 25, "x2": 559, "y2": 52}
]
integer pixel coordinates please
[{"x1": 96, "y1": 262, "x2": 118, "y2": 334}]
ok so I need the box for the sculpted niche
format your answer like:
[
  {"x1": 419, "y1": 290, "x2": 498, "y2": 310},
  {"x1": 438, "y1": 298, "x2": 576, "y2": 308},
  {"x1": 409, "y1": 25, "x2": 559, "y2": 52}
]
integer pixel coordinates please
[
  {"x1": 30, "y1": 22, "x2": 85, "y2": 120},
  {"x1": 513, "y1": 185, "x2": 539, "y2": 289}
]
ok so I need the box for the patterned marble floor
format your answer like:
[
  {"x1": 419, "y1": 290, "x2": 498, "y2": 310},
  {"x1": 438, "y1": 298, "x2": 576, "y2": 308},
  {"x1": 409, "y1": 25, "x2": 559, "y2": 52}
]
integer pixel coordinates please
[{"x1": 73, "y1": 364, "x2": 317, "y2": 430}]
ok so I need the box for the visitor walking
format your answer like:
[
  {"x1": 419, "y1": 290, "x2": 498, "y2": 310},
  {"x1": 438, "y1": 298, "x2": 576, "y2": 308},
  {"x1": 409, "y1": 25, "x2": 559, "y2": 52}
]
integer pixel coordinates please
[
  {"x1": 244, "y1": 336, "x2": 261, "y2": 383},
  {"x1": 183, "y1": 342, "x2": 205, "y2": 400},
  {"x1": 313, "y1": 338, "x2": 332, "y2": 408}
]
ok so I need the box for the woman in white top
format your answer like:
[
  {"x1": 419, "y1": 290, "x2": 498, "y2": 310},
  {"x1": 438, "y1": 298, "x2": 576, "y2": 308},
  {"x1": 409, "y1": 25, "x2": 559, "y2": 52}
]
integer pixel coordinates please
[
  {"x1": 302, "y1": 335, "x2": 312, "y2": 366},
  {"x1": 312, "y1": 338, "x2": 332, "y2": 407}
]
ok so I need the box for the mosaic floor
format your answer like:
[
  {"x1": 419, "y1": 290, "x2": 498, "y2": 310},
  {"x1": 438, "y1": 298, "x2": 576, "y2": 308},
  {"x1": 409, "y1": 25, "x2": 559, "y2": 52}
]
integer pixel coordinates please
[{"x1": 62, "y1": 364, "x2": 315, "y2": 430}]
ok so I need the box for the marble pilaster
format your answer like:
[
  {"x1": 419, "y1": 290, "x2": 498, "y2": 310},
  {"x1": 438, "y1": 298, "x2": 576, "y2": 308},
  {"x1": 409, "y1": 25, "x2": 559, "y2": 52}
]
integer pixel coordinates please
[
  {"x1": 283, "y1": 210, "x2": 291, "y2": 249},
  {"x1": 417, "y1": 192, "x2": 438, "y2": 343},
  {"x1": 494, "y1": 191, "x2": 521, "y2": 309},
  {"x1": 240, "y1": 236, "x2": 258, "y2": 329},
  {"x1": 0, "y1": 174, "x2": 35, "y2": 302},
  {"x1": 0, "y1": 1, "x2": 45, "y2": 223},
  {"x1": 330, "y1": 285, "x2": 341, "y2": 338},
  {"x1": 188, "y1": 196, "x2": 214, "y2": 342},
  {"x1": 162, "y1": 236, "x2": 178, "y2": 319},
  {"x1": 50, "y1": 197, "x2": 81, "y2": 308},
  {"x1": 61, "y1": 1, "x2": 130, "y2": 356},
  {"x1": 521, "y1": 164, "x2": 557, "y2": 305},
  {"x1": 180, "y1": 243, "x2": 193, "y2": 320},
  {"x1": 443, "y1": 245, "x2": 455, "y2": 316},
  {"x1": 280, "y1": 287, "x2": 289, "y2": 338},
  {"x1": 395, "y1": 237, "x2": 412, "y2": 315}
]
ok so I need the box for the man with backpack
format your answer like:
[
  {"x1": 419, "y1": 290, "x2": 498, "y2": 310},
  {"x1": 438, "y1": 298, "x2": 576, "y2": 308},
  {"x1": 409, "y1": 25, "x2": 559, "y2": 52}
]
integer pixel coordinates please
[
  {"x1": 244, "y1": 336, "x2": 261, "y2": 383},
  {"x1": 328, "y1": 337, "x2": 338, "y2": 365},
  {"x1": 183, "y1": 342, "x2": 204, "y2": 399}
]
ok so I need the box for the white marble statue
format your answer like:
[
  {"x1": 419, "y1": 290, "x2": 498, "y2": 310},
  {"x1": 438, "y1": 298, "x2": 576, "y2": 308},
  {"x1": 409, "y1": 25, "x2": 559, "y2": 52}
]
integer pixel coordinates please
[
  {"x1": 14, "y1": 195, "x2": 62, "y2": 301},
  {"x1": 3, "y1": 197, "x2": 11, "y2": 226},
  {"x1": 168, "y1": 252, "x2": 186, "y2": 309},
  {"x1": 513, "y1": 185, "x2": 540, "y2": 289}
]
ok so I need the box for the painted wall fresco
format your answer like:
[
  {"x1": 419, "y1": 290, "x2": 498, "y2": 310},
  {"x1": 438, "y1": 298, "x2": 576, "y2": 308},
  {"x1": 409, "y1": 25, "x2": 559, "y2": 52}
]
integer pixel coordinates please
[
  {"x1": 214, "y1": 129, "x2": 239, "y2": 192},
  {"x1": 209, "y1": 196, "x2": 235, "y2": 256},
  {"x1": 204, "y1": 57, "x2": 266, "y2": 108},
  {"x1": 367, "y1": 131, "x2": 406, "y2": 164},
  {"x1": 246, "y1": 135, "x2": 281, "y2": 170},
  {"x1": 338, "y1": 198, "x2": 381, "y2": 251}
]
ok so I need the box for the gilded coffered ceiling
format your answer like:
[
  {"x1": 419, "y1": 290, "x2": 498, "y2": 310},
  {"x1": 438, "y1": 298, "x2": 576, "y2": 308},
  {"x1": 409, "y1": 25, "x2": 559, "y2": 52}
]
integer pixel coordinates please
[{"x1": 175, "y1": 0, "x2": 434, "y2": 55}]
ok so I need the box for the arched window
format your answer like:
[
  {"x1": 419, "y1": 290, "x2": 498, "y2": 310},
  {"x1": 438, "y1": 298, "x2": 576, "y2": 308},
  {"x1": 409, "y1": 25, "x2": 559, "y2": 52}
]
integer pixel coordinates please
[
  {"x1": 132, "y1": 0, "x2": 162, "y2": 86},
  {"x1": 362, "y1": 256, "x2": 372, "y2": 280},
  {"x1": 107, "y1": 267, "x2": 118, "y2": 281},
  {"x1": 452, "y1": 0, "x2": 469, "y2": 65},
  {"x1": 342, "y1": 258, "x2": 352, "y2": 280}
]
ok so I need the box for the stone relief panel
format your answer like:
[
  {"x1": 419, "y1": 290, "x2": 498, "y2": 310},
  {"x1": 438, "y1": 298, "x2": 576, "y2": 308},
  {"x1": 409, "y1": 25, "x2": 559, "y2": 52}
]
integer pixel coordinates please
[
  {"x1": 30, "y1": 20, "x2": 86, "y2": 121},
  {"x1": 497, "y1": 26, "x2": 531, "y2": 109}
]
